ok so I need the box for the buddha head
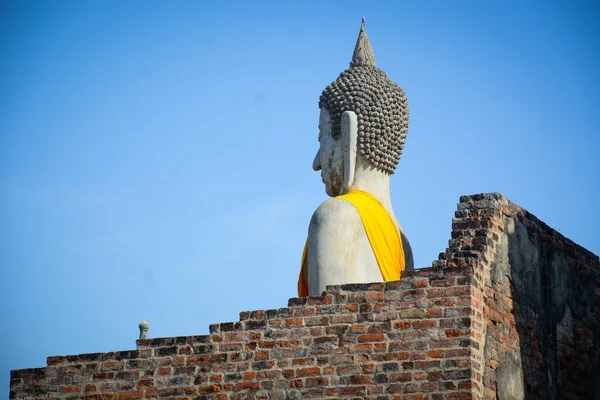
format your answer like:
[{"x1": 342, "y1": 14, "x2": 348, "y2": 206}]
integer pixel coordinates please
[{"x1": 313, "y1": 18, "x2": 409, "y2": 196}]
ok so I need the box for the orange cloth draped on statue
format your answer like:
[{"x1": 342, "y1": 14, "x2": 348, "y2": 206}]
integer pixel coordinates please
[{"x1": 298, "y1": 190, "x2": 405, "y2": 297}]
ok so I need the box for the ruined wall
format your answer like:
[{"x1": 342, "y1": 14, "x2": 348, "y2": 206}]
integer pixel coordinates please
[
  {"x1": 444, "y1": 193, "x2": 600, "y2": 399},
  {"x1": 10, "y1": 269, "x2": 479, "y2": 400},
  {"x1": 10, "y1": 193, "x2": 599, "y2": 399}
]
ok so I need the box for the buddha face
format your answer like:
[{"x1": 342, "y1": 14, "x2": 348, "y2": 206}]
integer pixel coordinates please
[{"x1": 313, "y1": 107, "x2": 344, "y2": 197}]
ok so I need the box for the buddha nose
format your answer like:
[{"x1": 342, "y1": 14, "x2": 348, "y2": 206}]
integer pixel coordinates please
[{"x1": 313, "y1": 149, "x2": 322, "y2": 171}]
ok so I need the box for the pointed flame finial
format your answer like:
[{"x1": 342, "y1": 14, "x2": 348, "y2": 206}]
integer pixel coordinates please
[{"x1": 350, "y1": 17, "x2": 376, "y2": 67}]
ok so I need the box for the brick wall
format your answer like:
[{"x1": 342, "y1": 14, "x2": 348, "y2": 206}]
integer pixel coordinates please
[
  {"x1": 10, "y1": 193, "x2": 599, "y2": 399},
  {"x1": 450, "y1": 194, "x2": 600, "y2": 399}
]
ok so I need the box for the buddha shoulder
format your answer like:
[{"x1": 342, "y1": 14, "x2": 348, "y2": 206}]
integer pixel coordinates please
[{"x1": 309, "y1": 198, "x2": 362, "y2": 234}]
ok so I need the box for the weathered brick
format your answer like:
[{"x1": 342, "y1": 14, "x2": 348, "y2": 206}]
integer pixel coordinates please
[
  {"x1": 400, "y1": 309, "x2": 426, "y2": 319},
  {"x1": 340, "y1": 385, "x2": 366, "y2": 395},
  {"x1": 297, "y1": 367, "x2": 320, "y2": 377},
  {"x1": 305, "y1": 376, "x2": 328, "y2": 387},
  {"x1": 61, "y1": 385, "x2": 81, "y2": 393},
  {"x1": 237, "y1": 381, "x2": 260, "y2": 390},
  {"x1": 198, "y1": 384, "x2": 221, "y2": 394},
  {"x1": 365, "y1": 291, "x2": 385, "y2": 301},
  {"x1": 412, "y1": 319, "x2": 437, "y2": 329},
  {"x1": 285, "y1": 318, "x2": 303, "y2": 327},
  {"x1": 92, "y1": 372, "x2": 114, "y2": 380},
  {"x1": 119, "y1": 391, "x2": 143, "y2": 399},
  {"x1": 357, "y1": 334, "x2": 385, "y2": 343}
]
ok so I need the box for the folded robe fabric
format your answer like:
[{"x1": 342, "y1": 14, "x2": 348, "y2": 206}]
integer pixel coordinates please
[{"x1": 298, "y1": 190, "x2": 405, "y2": 297}]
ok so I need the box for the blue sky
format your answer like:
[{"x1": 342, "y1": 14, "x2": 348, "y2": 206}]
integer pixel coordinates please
[{"x1": 1, "y1": 0, "x2": 599, "y2": 392}]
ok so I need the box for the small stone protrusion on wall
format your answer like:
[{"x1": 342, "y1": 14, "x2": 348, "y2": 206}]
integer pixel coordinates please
[{"x1": 138, "y1": 320, "x2": 149, "y2": 340}]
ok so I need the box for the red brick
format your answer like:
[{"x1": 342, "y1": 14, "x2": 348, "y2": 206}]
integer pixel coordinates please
[
  {"x1": 349, "y1": 375, "x2": 372, "y2": 384},
  {"x1": 414, "y1": 371, "x2": 428, "y2": 380},
  {"x1": 297, "y1": 367, "x2": 320, "y2": 377},
  {"x1": 430, "y1": 339, "x2": 457, "y2": 348},
  {"x1": 258, "y1": 340, "x2": 275, "y2": 348},
  {"x1": 198, "y1": 385, "x2": 221, "y2": 394},
  {"x1": 432, "y1": 298, "x2": 455, "y2": 307},
  {"x1": 243, "y1": 371, "x2": 256, "y2": 380},
  {"x1": 373, "y1": 343, "x2": 386, "y2": 352},
  {"x1": 341, "y1": 304, "x2": 359, "y2": 312},
  {"x1": 390, "y1": 372, "x2": 412, "y2": 382},
  {"x1": 292, "y1": 357, "x2": 314, "y2": 366},
  {"x1": 306, "y1": 377, "x2": 329, "y2": 387},
  {"x1": 61, "y1": 385, "x2": 81, "y2": 393},
  {"x1": 428, "y1": 288, "x2": 446, "y2": 297},
  {"x1": 119, "y1": 391, "x2": 143, "y2": 399},
  {"x1": 428, "y1": 308, "x2": 443, "y2": 317},
  {"x1": 47, "y1": 356, "x2": 65, "y2": 365},
  {"x1": 237, "y1": 382, "x2": 260, "y2": 390},
  {"x1": 388, "y1": 383, "x2": 404, "y2": 393},
  {"x1": 365, "y1": 292, "x2": 385, "y2": 301},
  {"x1": 223, "y1": 331, "x2": 245, "y2": 342},
  {"x1": 184, "y1": 386, "x2": 198, "y2": 395},
  {"x1": 428, "y1": 370, "x2": 443, "y2": 380},
  {"x1": 427, "y1": 350, "x2": 445, "y2": 358},
  {"x1": 447, "y1": 286, "x2": 470, "y2": 296},
  {"x1": 100, "y1": 361, "x2": 123, "y2": 371},
  {"x1": 137, "y1": 379, "x2": 153, "y2": 388},
  {"x1": 414, "y1": 279, "x2": 429, "y2": 288},
  {"x1": 411, "y1": 351, "x2": 427, "y2": 360},
  {"x1": 446, "y1": 348, "x2": 470, "y2": 357},
  {"x1": 421, "y1": 382, "x2": 439, "y2": 392},
  {"x1": 394, "y1": 321, "x2": 411, "y2": 330},
  {"x1": 187, "y1": 355, "x2": 208, "y2": 365},
  {"x1": 285, "y1": 318, "x2": 303, "y2": 327},
  {"x1": 249, "y1": 332, "x2": 261, "y2": 340},
  {"x1": 458, "y1": 380, "x2": 473, "y2": 389},
  {"x1": 282, "y1": 369, "x2": 295, "y2": 378},
  {"x1": 340, "y1": 385, "x2": 366, "y2": 395},
  {"x1": 413, "y1": 319, "x2": 437, "y2": 329},
  {"x1": 415, "y1": 360, "x2": 440, "y2": 370},
  {"x1": 257, "y1": 370, "x2": 280, "y2": 379},
  {"x1": 362, "y1": 363, "x2": 375, "y2": 373},
  {"x1": 357, "y1": 334, "x2": 385, "y2": 343},
  {"x1": 92, "y1": 372, "x2": 114, "y2": 380},
  {"x1": 445, "y1": 329, "x2": 468, "y2": 337},
  {"x1": 278, "y1": 340, "x2": 300, "y2": 347},
  {"x1": 219, "y1": 342, "x2": 243, "y2": 352}
]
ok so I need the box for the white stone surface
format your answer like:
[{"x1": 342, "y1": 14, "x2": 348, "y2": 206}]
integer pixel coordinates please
[{"x1": 307, "y1": 108, "x2": 410, "y2": 296}]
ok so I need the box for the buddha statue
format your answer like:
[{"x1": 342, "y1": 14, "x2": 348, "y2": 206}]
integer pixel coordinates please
[{"x1": 298, "y1": 19, "x2": 414, "y2": 297}]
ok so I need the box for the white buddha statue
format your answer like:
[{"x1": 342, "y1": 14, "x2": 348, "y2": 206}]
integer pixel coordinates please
[{"x1": 298, "y1": 19, "x2": 414, "y2": 297}]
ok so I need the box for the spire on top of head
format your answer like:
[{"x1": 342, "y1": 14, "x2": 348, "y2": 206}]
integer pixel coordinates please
[{"x1": 350, "y1": 17, "x2": 376, "y2": 68}]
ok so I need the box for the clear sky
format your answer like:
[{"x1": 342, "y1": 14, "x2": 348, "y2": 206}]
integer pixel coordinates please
[{"x1": 1, "y1": 0, "x2": 599, "y2": 392}]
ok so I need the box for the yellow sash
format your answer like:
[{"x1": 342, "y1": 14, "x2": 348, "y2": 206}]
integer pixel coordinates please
[{"x1": 298, "y1": 190, "x2": 405, "y2": 297}]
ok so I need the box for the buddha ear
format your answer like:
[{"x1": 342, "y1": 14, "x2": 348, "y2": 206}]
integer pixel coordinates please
[{"x1": 341, "y1": 111, "x2": 358, "y2": 190}]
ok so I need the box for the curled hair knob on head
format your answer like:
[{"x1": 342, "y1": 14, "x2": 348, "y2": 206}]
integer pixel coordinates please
[{"x1": 319, "y1": 18, "x2": 409, "y2": 175}]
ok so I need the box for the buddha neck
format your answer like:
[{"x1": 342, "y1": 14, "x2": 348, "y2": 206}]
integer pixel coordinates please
[{"x1": 343, "y1": 157, "x2": 394, "y2": 215}]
